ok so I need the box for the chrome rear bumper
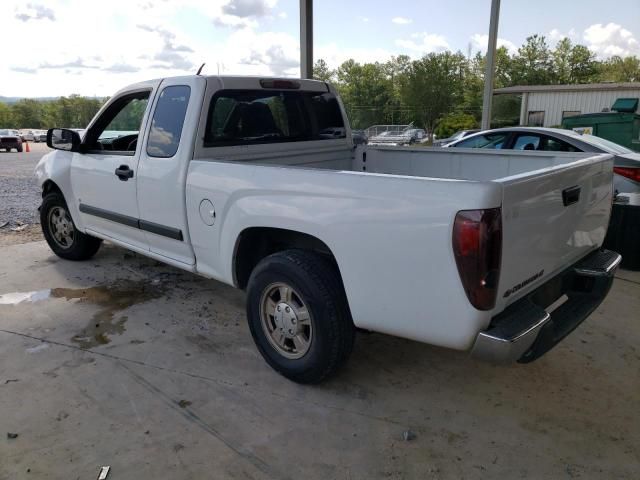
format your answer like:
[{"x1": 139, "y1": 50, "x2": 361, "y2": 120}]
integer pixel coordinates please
[{"x1": 471, "y1": 249, "x2": 621, "y2": 363}]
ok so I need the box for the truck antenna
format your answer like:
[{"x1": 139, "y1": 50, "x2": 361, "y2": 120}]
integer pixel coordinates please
[{"x1": 196, "y1": 63, "x2": 205, "y2": 75}]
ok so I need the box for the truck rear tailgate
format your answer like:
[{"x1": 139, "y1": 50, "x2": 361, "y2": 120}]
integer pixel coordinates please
[{"x1": 495, "y1": 153, "x2": 614, "y2": 310}]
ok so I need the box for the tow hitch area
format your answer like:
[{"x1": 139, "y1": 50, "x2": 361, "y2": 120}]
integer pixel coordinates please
[{"x1": 471, "y1": 249, "x2": 621, "y2": 363}]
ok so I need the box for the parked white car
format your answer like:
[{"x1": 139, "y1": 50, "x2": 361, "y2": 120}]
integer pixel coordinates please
[
  {"x1": 446, "y1": 127, "x2": 640, "y2": 195},
  {"x1": 36, "y1": 75, "x2": 620, "y2": 383}
]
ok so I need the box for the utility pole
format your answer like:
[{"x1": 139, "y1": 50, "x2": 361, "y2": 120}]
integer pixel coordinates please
[
  {"x1": 481, "y1": 0, "x2": 501, "y2": 130},
  {"x1": 299, "y1": 0, "x2": 313, "y2": 78}
]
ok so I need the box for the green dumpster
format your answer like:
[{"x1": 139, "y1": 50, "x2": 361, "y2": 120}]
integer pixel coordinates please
[{"x1": 561, "y1": 98, "x2": 640, "y2": 152}]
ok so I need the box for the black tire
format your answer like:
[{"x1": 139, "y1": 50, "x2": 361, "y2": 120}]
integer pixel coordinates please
[
  {"x1": 17, "y1": 145, "x2": 23, "y2": 153},
  {"x1": 246, "y1": 249, "x2": 355, "y2": 384},
  {"x1": 40, "y1": 192, "x2": 102, "y2": 261}
]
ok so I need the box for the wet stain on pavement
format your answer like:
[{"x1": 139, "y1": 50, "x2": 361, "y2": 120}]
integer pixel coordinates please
[
  {"x1": 55, "y1": 282, "x2": 165, "y2": 348},
  {"x1": 186, "y1": 334, "x2": 220, "y2": 353}
]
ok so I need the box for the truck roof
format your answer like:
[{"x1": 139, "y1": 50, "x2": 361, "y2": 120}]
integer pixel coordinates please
[{"x1": 113, "y1": 75, "x2": 330, "y2": 97}]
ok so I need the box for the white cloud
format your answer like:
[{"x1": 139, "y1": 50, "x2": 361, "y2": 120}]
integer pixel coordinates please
[
  {"x1": 583, "y1": 23, "x2": 640, "y2": 58},
  {"x1": 357, "y1": 16, "x2": 370, "y2": 23},
  {"x1": 470, "y1": 33, "x2": 517, "y2": 54},
  {"x1": 277, "y1": 11, "x2": 287, "y2": 19},
  {"x1": 396, "y1": 32, "x2": 449, "y2": 53},
  {"x1": 210, "y1": 0, "x2": 278, "y2": 28},
  {"x1": 0, "y1": 0, "x2": 297, "y2": 96},
  {"x1": 222, "y1": 0, "x2": 272, "y2": 17},
  {"x1": 548, "y1": 28, "x2": 577, "y2": 43},
  {"x1": 392, "y1": 17, "x2": 412, "y2": 25},
  {"x1": 14, "y1": 3, "x2": 55, "y2": 22},
  {"x1": 232, "y1": 29, "x2": 299, "y2": 76}
]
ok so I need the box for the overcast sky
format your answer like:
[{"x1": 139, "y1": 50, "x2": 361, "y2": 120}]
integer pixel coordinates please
[{"x1": 1, "y1": 0, "x2": 639, "y2": 97}]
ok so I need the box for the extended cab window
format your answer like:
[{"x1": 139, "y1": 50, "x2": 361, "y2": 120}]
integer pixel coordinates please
[
  {"x1": 84, "y1": 91, "x2": 150, "y2": 154},
  {"x1": 204, "y1": 90, "x2": 345, "y2": 147},
  {"x1": 147, "y1": 85, "x2": 191, "y2": 158}
]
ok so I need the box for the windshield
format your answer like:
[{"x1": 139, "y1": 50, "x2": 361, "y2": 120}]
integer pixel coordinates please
[
  {"x1": 580, "y1": 134, "x2": 633, "y2": 154},
  {"x1": 0, "y1": 129, "x2": 11, "y2": 135}
]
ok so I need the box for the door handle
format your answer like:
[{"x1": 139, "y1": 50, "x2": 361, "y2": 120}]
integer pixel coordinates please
[
  {"x1": 115, "y1": 165, "x2": 134, "y2": 181},
  {"x1": 562, "y1": 186, "x2": 581, "y2": 206}
]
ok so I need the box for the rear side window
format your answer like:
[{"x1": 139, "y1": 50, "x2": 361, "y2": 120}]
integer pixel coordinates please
[
  {"x1": 513, "y1": 134, "x2": 541, "y2": 150},
  {"x1": 204, "y1": 90, "x2": 345, "y2": 147},
  {"x1": 147, "y1": 85, "x2": 191, "y2": 158},
  {"x1": 541, "y1": 137, "x2": 580, "y2": 152}
]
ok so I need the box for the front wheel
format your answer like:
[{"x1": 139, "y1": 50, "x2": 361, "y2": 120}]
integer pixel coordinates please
[
  {"x1": 40, "y1": 192, "x2": 102, "y2": 261},
  {"x1": 246, "y1": 250, "x2": 355, "y2": 384}
]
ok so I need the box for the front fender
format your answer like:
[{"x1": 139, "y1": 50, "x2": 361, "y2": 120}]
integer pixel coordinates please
[{"x1": 35, "y1": 150, "x2": 85, "y2": 231}]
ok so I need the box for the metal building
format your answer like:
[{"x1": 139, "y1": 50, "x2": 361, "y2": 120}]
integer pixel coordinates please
[{"x1": 493, "y1": 83, "x2": 640, "y2": 127}]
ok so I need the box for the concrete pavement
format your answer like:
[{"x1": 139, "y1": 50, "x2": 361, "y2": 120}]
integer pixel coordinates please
[{"x1": 1, "y1": 241, "x2": 639, "y2": 479}]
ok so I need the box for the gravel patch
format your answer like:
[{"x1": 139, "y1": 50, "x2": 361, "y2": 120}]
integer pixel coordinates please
[{"x1": 0, "y1": 144, "x2": 49, "y2": 233}]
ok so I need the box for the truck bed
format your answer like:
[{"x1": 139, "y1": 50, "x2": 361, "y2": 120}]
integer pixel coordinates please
[
  {"x1": 355, "y1": 146, "x2": 598, "y2": 181},
  {"x1": 208, "y1": 142, "x2": 604, "y2": 182},
  {"x1": 187, "y1": 145, "x2": 614, "y2": 350}
]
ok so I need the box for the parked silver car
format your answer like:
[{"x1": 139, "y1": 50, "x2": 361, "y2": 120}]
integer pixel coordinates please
[
  {"x1": 34, "y1": 130, "x2": 48, "y2": 142},
  {"x1": 447, "y1": 127, "x2": 640, "y2": 194},
  {"x1": 19, "y1": 129, "x2": 36, "y2": 142}
]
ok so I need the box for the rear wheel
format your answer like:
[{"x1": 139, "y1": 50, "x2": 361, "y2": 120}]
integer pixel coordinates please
[
  {"x1": 40, "y1": 192, "x2": 102, "y2": 261},
  {"x1": 17, "y1": 145, "x2": 23, "y2": 152},
  {"x1": 246, "y1": 249, "x2": 355, "y2": 384}
]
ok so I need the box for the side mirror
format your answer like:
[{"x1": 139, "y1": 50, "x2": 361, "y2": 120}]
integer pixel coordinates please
[{"x1": 47, "y1": 128, "x2": 82, "y2": 152}]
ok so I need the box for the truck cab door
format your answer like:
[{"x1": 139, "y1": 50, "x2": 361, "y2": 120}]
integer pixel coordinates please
[
  {"x1": 71, "y1": 87, "x2": 155, "y2": 250},
  {"x1": 136, "y1": 77, "x2": 204, "y2": 265}
]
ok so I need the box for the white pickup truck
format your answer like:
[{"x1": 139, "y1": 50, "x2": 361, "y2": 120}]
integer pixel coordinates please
[{"x1": 36, "y1": 75, "x2": 621, "y2": 383}]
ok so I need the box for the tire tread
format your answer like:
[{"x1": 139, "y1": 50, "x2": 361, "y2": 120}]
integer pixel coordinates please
[
  {"x1": 40, "y1": 192, "x2": 102, "y2": 261},
  {"x1": 247, "y1": 249, "x2": 354, "y2": 384}
]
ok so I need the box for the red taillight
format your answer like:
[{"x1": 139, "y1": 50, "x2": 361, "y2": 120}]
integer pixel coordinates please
[
  {"x1": 613, "y1": 167, "x2": 640, "y2": 183},
  {"x1": 452, "y1": 208, "x2": 502, "y2": 311}
]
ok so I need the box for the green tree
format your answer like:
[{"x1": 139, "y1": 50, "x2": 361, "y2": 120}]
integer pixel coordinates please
[
  {"x1": 384, "y1": 55, "x2": 411, "y2": 97},
  {"x1": 313, "y1": 59, "x2": 334, "y2": 82},
  {"x1": 600, "y1": 56, "x2": 640, "y2": 82},
  {"x1": 568, "y1": 44, "x2": 597, "y2": 83},
  {"x1": 552, "y1": 37, "x2": 573, "y2": 84},
  {"x1": 0, "y1": 102, "x2": 13, "y2": 128},
  {"x1": 494, "y1": 47, "x2": 516, "y2": 88},
  {"x1": 461, "y1": 52, "x2": 486, "y2": 120},
  {"x1": 434, "y1": 113, "x2": 477, "y2": 138},
  {"x1": 336, "y1": 59, "x2": 394, "y2": 128},
  {"x1": 399, "y1": 52, "x2": 467, "y2": 132},
  {"x1": 492, "y1": 95, "x2": 521, "y2": 127},
  {"x1": 11, "y1": 99, "x2": 44, "y2": 128},
  {"x1": 512, "y1": 35, "x2": 553, "y2": 85}
]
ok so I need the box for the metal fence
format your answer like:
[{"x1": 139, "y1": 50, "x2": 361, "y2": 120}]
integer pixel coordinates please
[{"x1": 364, "y1": 124, "x2": 414, "y2": 138}]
